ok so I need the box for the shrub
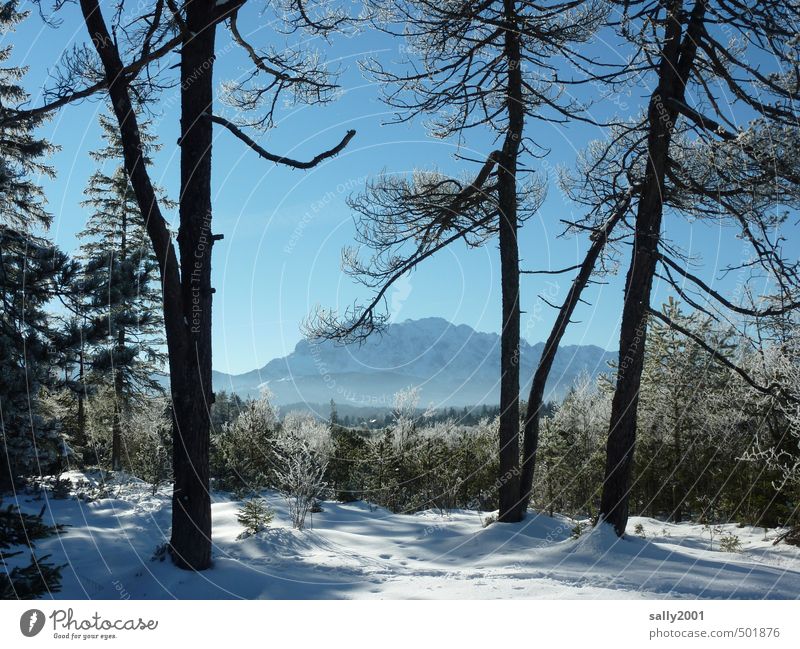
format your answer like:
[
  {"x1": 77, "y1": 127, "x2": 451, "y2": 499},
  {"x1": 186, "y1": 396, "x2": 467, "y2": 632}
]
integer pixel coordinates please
[
  {"x1": 719, "y1": 533, "x2": 743, "y2": 553},
  {"x1": 49, "y1": 475, "x2": 73, "y2": 499},
  {"x1": 274, "y1": 414, "x2": 329, "y2": 530},
  {"x1": 0, "y1": 501, "x2": 65, "y2": 598},
  {"x1": 571, "y1": 522, "x2": 587, "y2": 539},
  {"x1": 326, "y1": 426, "x2": 369, "y2": 502},
  {"x1": 124, "y1": 399, "x2": 172, "y2": 494},
  {"x1": 237, "y1": 498, "x2": 274, "y2": 536},
  {"x1": 212, "y1": 392, "x2": 279, "y2": 491},
  {"x1": 356, "y1": 415, "x2": 500, "y2": 515}
]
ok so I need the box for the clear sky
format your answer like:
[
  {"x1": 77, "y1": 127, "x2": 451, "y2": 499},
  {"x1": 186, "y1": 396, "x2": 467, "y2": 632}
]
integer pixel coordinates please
[{"x1": 8, "y1": 1, "x2": 782, "y2": 375}]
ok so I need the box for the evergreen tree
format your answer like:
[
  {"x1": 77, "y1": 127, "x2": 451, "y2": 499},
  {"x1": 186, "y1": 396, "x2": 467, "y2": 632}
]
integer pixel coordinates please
[
  {"x1": 551, "y1": 373, "x2": 609, "y2": 517},
  {"x1": 0, "y1": 228, "x2": 75, "y2": 483},
  {"x1": 47, "y1": 273, "x2": 106, "y2": 466},
  {"x1": 0, "y1": 1, "x2": 53, "y2": 232},
  {"x1": 211, "y1": 393, "x2": 279, "y2": 492},
  {"x1": 635, "y1": 299, "x2": 734, "y2": 521},
  {"x1": 78, "y1": 114, "x2": 168, "y2": 471},
  {"x1": 210, "y1": 390, "x2": 244, "y2": 433},
  {"x1": 0, "y1": 2, "x2": 75, "y2": 484},
  {"x1": 328, "y1": 399, "x2": 338, "y2": 427}
]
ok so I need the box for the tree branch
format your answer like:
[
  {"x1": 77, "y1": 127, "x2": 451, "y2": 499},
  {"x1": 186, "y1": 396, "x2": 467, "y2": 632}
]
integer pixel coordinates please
[
  {"x1": 658, "y1": 252, "x2": 800, "y2": 318},
  {"x1": 210, "y1": 114, "x2": 355, "y2": 169},
  {"x1": 647, "y1": 307, "x2": 786, "y2": 400}
]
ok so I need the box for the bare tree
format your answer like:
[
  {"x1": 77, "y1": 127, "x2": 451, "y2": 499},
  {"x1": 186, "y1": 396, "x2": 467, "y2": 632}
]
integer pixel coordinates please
[
  {"x1": 517, "y1": 189, "x2": 633, "y2": 511},
  {"x1": 306, "y1": 0, "x2": 603, "y2": 523},
  {"x1": 24, "y1": 0, "x2": 355, "y2": 569},
  {"x1": 580, "y1": 0, "x2": 800, "y2": 536}
]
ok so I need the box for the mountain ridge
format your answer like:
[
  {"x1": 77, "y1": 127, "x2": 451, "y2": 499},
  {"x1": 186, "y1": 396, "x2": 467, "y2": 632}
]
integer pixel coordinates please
[{"x1": 212, "y1": 317, "x2": 616, "y2": 407}]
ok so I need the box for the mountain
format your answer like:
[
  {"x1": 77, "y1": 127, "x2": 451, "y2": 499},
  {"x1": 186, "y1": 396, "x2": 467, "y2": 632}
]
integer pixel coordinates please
[{"x1": 212, "y1": 317, "x2": 616, "y2": 408}]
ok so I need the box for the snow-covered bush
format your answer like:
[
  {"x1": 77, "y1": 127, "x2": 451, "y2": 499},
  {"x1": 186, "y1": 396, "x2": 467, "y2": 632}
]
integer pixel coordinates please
[
  {"x1": 719, "y1": 533, "x2": 743, "y2": 553},
  {"x1": 123, "y1": 398, "x2": 172, "y2": 494},
  {"x1": 274, "y1": 413, "x2": 329, "y2": 530},
  {"x1": 534, "y1": 374, "x2": 609, "y2": 518},
  {"x1": 391, "y1": 386, "x2": 421, "y2": 449},
  {"x1": 211, "y1": 391, "x2": 279, "y2": 492},
  {"x1": 323, "y1": 407, "x2": 499, "y2": 515}
]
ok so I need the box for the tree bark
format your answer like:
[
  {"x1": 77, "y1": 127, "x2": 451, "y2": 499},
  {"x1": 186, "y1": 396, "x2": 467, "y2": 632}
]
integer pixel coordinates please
[
  {"x1": 599, "y1": 0, "x2": 705, "y2": 536},
  {"x1": 78, "y1": 0, "x2": 209, "y2": 569},
  {"x1": 496, "y1": 0, "x2": 523, "y2": 523},
  {"x1": 169, "y1": 0, "x2": 218, "y2": 571}
]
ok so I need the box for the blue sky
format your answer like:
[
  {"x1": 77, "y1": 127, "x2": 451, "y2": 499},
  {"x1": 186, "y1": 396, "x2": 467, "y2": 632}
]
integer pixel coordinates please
[{"x1": 9, "y1": 1, "x2": 778, "y2": 374}]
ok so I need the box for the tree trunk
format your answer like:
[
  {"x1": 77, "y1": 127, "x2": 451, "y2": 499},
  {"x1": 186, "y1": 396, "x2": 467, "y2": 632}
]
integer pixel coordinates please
[
  {"x1": 496, "y1": 0, "x2": 523, "y2": 523},
  {"x1": 518, "y1": 200, "x2": 628, "y2": 511},
  {"x1": 77, "y1": 345, "x2": 86, "y2": 452},
  {"x1": 111, "y1": 211, "x2": 127, "y2": 472},
  {"x1": 169, "y1": 0, "x2": 218, "y2": 571},
  {"x1": 599, "y1": 0, "x2": 705, "y2": 536},
  {"x1": 78, "y1": 0, "x2": 209, "y2": 569},
  {"x1": 111, "y1": 368, "x2": 123, "y2": 471}
]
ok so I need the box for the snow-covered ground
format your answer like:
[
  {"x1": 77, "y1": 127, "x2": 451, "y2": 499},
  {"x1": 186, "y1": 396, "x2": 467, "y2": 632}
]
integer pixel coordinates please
[{"x1": 5, "y1": 471, "x2": 800, "y2": 599}]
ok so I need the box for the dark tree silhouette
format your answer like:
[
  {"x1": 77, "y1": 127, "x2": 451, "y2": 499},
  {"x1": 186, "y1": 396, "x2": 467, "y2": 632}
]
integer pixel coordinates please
[
  {"x1": 580, "y1": 0, "x2": 800, "y2": 536},
  {"x1": 22, "y1": 0, "x2": 356, "y2": 569},
  {"x1": 306, "y1": 0, "x2": 604, "y2": 522}
]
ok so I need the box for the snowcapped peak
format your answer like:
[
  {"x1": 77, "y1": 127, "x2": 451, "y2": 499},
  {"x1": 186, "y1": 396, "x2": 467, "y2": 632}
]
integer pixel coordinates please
[{"x1": 214, "y1": 317, "x2": 616, "y2": 407}]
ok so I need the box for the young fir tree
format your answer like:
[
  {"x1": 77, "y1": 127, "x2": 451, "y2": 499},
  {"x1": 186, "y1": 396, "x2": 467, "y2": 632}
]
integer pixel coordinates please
[
  {"x1": 78, "y1": 114, "x2": 168, "y2": 471},
  {"x1": 634, "y1": 299, "x2": 734, "y2": 522},
  {"x1": 547, "y1": 373, "x2": 610, "y2": 517}
]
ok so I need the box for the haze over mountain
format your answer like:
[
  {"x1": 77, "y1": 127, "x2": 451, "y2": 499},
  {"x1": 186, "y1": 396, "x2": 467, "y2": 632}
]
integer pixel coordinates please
[{"x1": 212, "y1": 317, "x2": 616, "y2": 408}]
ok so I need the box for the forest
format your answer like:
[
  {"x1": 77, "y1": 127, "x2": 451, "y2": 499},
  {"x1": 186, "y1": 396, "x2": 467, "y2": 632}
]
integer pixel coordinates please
[{"x1": 1, "y1": 0, "x2": 799, "y2": 602}]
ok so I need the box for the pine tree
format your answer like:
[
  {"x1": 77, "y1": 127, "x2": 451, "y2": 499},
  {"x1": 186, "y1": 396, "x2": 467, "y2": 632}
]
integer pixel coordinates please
[
  {"x1": 48, "y1": 274, "x2": 106, "y2": 465},
  {"x1": 635, "y1": 299, "x2": 734, "y2": 521},
  {"x1": 549, "y1": 373, "x2": 610, "y2": 517},
  {"x1": 328, "y1": 399, "x2": 338, "y2": 427},
  {"x1": 212, "y1": 393, "x2": 279, "y2": 492},
  {"x1": 0, "y1": 229, "x2": 76, "y2": 483},
  {"x1": 78, "y1": 114, "x2": 168, "y2": 471},
  {"x1": 0, "y1": 2, "x2": 76, "y2": 484},
  {"x1": 0, "y1": 1, "x2": 53, "y2": 232}
]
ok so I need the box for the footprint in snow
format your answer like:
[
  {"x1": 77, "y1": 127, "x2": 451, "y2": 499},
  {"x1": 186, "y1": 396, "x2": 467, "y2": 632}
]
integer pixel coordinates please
[{"x1": 379, "y1": 553, "x2": 392, "y2": 560}]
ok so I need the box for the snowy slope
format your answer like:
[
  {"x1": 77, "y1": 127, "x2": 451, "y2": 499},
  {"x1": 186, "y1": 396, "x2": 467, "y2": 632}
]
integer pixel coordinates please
[
  {"x1": 212, "y1": 317, "x2": 616, "y2": 407},
  {"x1": 5, "y1": 472, "x2": 800, "y2": 600}
]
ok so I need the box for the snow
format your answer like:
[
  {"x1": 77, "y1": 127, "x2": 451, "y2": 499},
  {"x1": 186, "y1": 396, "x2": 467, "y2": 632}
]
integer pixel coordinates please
[{"x1": 6, "y1": 471, "x2": 800, "y2": 599}]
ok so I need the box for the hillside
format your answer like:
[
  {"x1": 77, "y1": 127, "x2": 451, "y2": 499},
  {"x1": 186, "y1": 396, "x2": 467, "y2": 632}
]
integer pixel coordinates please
[{"x1": 212, "y1": 317, "x2": 616, "y2": 407}]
